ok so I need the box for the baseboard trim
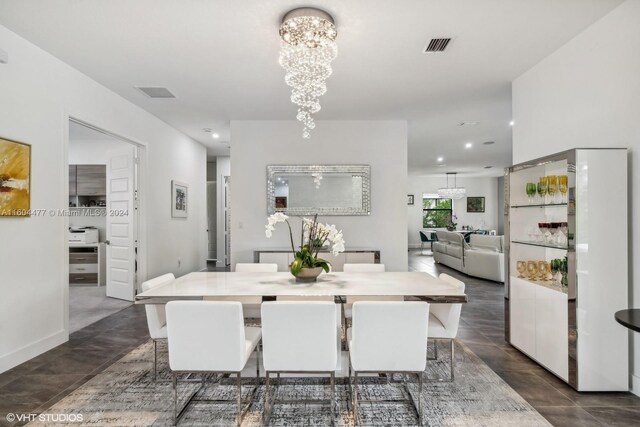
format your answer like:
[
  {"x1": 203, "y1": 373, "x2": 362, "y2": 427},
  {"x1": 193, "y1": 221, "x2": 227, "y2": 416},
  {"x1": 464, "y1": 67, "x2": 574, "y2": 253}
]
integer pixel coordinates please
[
  {"x1": 632, "y1": 374, "x2": 640, "y2": 397},
  {"x1": 0, "y1": 329, "x2": 67, "y2": 374}
]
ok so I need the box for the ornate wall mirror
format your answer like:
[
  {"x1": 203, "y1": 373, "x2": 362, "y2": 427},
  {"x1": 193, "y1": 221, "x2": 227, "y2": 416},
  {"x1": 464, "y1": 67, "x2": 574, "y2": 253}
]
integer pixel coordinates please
[{"x1": 267, "y1": 165, "x2": 371, "y2": 215}]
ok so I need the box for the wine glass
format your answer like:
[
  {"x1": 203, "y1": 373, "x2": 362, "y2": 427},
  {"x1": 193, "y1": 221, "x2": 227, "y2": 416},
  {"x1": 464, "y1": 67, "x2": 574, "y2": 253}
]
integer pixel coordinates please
[
  {"x1": 538, "y1": 261, "x2": 549, "y2": 281},
  {"x1": 550, "y1": 259, "x2": 561, "y2": 285},
  {"x1": 538, "y1": 222, "x2": 550, "y2": 243},
  {"x1": 527, "y1": 261, "x2": 538, "y2": 281},
  {"x1": 549, "y1": 222, "x2": 561, "y2": 245},
  {"x1": 548, "y1": 175, "x2": 558, "y2": 203},
  {"x1": 526, "y1": 183, "x2": 537, "y2": 204},
  {"x1": 537, "y1": 180, "x2": 547, "y2": 205},
  {"x1": 559, "y1": 175, "x2": 568, "y2": 203},
  {"x1": 538, "y1": 176, "x2": 548, "y2": 204},
  {"x1": 516, "y1": 261, "x2": 527, "y2": 278}
]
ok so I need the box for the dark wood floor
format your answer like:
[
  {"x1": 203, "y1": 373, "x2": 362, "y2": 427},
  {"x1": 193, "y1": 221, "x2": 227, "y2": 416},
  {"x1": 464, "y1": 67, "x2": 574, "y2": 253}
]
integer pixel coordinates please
[
  {"x1": 409, "y1": 249, "x2": 640, "y2": 427},
  {"x1": 0, "y1": 252, "x2": 638, "y2": 426}
]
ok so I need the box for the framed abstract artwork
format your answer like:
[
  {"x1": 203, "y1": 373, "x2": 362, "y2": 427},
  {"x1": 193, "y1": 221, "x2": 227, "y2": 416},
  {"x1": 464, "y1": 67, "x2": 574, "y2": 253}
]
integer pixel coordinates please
[
  {"x1": 0, "y1": 137, "x2": 31, "y2": 217},
  {"x1": 467, "y1": 196, "x2": 485, "y2": 213},
  {"x1": 171, "y1": 180, "x2": 188, "y2": 218}
]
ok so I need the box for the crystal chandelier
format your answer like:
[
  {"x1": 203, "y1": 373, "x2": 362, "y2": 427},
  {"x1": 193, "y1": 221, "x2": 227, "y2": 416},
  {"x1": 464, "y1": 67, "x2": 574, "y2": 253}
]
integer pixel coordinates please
[
  {"x1": 437, "y1": 173, "x2": 467, "y2": 200},
  {"x1": 279, "y1": 7, "x2": 338, "y2": 139}
]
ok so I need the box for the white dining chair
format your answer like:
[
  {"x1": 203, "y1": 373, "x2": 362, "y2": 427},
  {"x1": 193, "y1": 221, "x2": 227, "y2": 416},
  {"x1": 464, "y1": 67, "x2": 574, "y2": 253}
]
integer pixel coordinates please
[
  {"x1": 348, "y1": 301, "x2": 429, "y2": 426},
  {"x1": 261, "y1": 301, "x2": 339, "y2": 426},
  {"x1": 141, "y1": 273, "x2": 175, "y2": 380},
  {"x1": 427, "y1": 273, "x2": 465, "y2": 381},
  {"x1": 342, "y1": 263, "x2": 402, "y2": 321},
  {"x1": 204, "y1": 263, "x2": 278, "y2": 318},
  {"x1": 166, "y1": 301, "x2": 261, "y2": 426}
]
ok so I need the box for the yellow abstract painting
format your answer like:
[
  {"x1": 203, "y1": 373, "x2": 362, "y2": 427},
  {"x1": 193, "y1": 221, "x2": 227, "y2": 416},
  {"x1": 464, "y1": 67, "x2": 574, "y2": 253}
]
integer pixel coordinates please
[{"x1": 0, "y1": 137, "x2": 31, "y2": 216}]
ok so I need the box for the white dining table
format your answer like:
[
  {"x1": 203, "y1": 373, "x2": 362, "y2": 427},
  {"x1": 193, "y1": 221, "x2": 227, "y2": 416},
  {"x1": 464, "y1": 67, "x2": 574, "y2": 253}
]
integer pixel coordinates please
[{"x1": 135, "y1": 271, "x2": 468, "y2": 304}]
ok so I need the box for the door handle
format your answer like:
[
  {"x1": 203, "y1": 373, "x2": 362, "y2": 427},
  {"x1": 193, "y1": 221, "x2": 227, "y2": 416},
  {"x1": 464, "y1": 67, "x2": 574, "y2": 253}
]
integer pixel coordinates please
[{"x1": 104, "y1": 240, "x2": 110, "y2": 245}]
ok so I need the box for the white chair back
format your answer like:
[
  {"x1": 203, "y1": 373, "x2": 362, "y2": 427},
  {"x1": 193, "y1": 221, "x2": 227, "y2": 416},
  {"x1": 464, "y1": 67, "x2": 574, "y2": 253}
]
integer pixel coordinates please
[
  {"x1": 166, "y1": 301, "x2": 247, "y2": 372},
  {"x1": 343, "y1": 263, "x2": 385, "y2": 273},
  {"x1": 430, "y1": 274, "x2": 465, "y2": 338},
  {"x1": 235, "y1": 263, "x2": 278, "y2": 272},
  {"x1": 351, "y1": 301, "x2": 429, "y2": 372},
  {"x1": 261, "y1": 301, "x2": 338, "y2": 371},
  {"x1": 141, "y1": 273, "x2": 175, "y2": 339}
]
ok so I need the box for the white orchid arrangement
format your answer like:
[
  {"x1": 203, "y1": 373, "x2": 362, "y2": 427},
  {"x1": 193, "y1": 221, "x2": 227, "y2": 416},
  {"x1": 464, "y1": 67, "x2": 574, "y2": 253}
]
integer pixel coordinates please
[{"x1": 265, "y1": 213, "x2": 346, "y2": 275}]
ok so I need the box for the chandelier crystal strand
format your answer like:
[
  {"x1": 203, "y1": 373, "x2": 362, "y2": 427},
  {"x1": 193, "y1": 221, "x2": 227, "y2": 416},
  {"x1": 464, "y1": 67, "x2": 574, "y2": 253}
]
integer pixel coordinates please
[{"x1": 279, "y1": 9, "x2": 338, "y2": 139}]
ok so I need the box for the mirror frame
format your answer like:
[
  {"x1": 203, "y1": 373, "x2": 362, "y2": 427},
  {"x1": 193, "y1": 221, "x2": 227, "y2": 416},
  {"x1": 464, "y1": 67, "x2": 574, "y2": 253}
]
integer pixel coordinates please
[{"x1": 267, "y1": 164, "x2": 371, "y2": 216}]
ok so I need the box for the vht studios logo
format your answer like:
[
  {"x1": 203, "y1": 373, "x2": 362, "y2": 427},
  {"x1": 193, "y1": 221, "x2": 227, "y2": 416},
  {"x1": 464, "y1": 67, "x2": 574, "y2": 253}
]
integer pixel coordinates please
[{"x1": 6, "y1": 413, "x2": 84, "y2": 423}]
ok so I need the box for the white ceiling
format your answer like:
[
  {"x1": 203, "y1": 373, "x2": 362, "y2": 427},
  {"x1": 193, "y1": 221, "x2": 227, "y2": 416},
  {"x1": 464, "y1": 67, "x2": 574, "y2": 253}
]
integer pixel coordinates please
[{"x1": 0, "y1": 0, "x2": 623, "y2": 176}]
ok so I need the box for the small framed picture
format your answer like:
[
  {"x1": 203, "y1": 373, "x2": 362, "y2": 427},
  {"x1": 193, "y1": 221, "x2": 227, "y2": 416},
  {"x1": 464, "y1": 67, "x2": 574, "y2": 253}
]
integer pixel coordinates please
[
  {"x1": 407, "y1": 194, "x2": 414, "y2": 205},
  {"x1": 171, "y1": 180, "x2": 188, "y2": 218},
  {"x1": 467, "y1": 196, "x2": 485, "y2": 213}
]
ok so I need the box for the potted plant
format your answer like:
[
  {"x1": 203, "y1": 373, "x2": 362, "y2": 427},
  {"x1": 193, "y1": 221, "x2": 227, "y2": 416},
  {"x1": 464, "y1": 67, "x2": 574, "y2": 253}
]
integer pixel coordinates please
[
  {"x1": 446, "y1": 214, "x2": 458, "y2": 231},
  {"x1": 265, "y1": 213, "x2": 345, "y2": 282}
]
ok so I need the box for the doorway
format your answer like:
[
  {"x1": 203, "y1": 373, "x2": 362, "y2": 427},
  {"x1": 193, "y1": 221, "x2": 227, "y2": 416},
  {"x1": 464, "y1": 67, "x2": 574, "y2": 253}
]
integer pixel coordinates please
[{"x1": 66, "y1": 119, "x2": 144, "y2": 333}]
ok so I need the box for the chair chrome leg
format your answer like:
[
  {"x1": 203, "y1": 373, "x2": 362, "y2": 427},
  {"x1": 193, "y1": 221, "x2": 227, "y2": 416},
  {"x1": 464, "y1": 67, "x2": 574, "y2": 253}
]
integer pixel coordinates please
[
  {"x1": 236, "y1": 373, "x2": 242, "y2": 427},
  {"x1": 418, "y1": 372, "x2": 424, "y2": 426},
  {"x1": 330, "y1": 372, "x2": 336, "y2": 427},
  {"x1": 353, "y1": 372, "x2": 359, "y2": 426},
  {"x1": 450, "y1": 339, "x2": 455, "y2": 381},
  {"x1": 153, "y1": 339, "x2": 157, "y2": 381},
  {"x1": 256, "y1": 343, "x2": 261, "y2": 380},
  {"x1": 172, "y1": 372, "x2": 177, "y2": 426},
  {"x1": 263, "y1": 371, "x2": 270, "y2": 426}
]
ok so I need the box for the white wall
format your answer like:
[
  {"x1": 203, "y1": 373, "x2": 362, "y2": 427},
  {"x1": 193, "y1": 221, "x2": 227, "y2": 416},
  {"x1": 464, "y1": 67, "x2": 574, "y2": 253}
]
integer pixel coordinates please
[
  {"x1": 0, "y1": 24, "x2": 207, "y2": 373},
  {"x1": 407, "y1": 176, "x2": 499, "y2": 248},
  {"x1": 230, "y1": 120, "x2": 408, "y2": 271},
  {"x1": 512, "y1": 0, "x2": 640, "y2": 395}
]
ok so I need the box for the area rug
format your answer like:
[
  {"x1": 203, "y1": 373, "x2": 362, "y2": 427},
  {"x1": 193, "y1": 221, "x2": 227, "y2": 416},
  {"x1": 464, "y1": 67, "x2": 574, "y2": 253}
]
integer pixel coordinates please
[{"x1": 27, "y1": 340, "x2": 550, "y2": 426}]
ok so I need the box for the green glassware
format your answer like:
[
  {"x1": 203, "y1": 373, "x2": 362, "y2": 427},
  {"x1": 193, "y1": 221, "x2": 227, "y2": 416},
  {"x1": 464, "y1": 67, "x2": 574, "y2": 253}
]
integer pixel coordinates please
[
  {"x1": 537, "y1": 181, "x2": 547, "y2": 203},
  {"x1": 526, "y1": 183, "x2": 536, "y2": 204}
]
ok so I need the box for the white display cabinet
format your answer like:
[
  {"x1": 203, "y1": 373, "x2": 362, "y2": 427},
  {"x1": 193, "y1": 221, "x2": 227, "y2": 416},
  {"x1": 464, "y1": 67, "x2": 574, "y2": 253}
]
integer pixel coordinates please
[{"x1": 505, "y1": 148, "x2": 628, "y2": 391}]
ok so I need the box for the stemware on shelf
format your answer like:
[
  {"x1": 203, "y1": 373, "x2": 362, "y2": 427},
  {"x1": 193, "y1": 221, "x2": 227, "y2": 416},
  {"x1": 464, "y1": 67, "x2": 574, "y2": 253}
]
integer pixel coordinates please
[
  {"x1": 559, "y1": 175, "x2": 568, "y2": 203},
  {"x1": 549, "y1": 222, "x2": 561, "y2": 245},
  {"x1": 527, "y1": 261, "x2": 538, "y2": 280},
  {"x1": 548, "y1": 175, "x2": 558, "y2": 203},
  {"x1": 537, "y1": 222, "x2": 550, "y2": 243},
  {"x1": 537, "y1": 181, "x2": 547, "y2": 205},
  {"x1": 538, "y1": 261, "x2": 551, "y2": 281},
  {"x1": 538, "y1": 176, "x2": 548, "y2": 204},
  {"x1": 516, "y1": 261, "x2": 527, "y2": 278},
  {"x1": 526, "y1": 182, "x2": 537, "y2": 204}
]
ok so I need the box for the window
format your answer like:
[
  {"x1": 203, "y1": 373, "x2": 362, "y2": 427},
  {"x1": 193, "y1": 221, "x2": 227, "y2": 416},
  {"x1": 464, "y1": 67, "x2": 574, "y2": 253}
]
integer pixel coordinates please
[{"x1": 422, "y1": 196, "x2": 452, "y2": 228}]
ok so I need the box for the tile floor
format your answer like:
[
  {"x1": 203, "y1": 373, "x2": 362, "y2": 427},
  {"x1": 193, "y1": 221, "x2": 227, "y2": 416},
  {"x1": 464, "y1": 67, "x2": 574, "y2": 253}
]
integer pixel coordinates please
[{"x1": 0, "y1": 251, "x2": 638, "y2": 426}]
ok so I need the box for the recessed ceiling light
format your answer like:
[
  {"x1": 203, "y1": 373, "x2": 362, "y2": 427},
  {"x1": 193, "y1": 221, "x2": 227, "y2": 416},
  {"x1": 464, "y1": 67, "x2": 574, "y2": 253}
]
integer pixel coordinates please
[
  {"x1": 437, "y1": 157, "x2": 444, "y2": 162},
  {"x1": 202, "y1": 128, "x2": 212, "y2": 133},
  {"x1": 465, "y1": 142, "x2": 473, "y2": 149},
  {"x1": 509, "y1": 121, "x2": 515, "y2": 126},
  {"x1": 483, "y1": 141, "x2": 495, "y2": 145},
  {"x1": 212, "y1": 133, "x2": 220, "y2": 139},
  {"x1": 458, "y1": 121, "x2": 479, "y2": 127},
  {"x1": 484, "y1": 166, "x2": 493, "y2": 169}
]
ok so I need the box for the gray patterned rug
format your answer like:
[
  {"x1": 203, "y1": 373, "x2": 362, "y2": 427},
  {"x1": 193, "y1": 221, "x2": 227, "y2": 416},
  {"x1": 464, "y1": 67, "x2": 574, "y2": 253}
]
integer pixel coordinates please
[{"x1": 27, "y1": 340, "x2": 550, "y2": 426}]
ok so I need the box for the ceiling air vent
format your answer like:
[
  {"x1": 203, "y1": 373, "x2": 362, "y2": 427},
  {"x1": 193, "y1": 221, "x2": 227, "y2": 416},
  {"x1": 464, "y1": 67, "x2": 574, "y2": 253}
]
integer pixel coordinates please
[
  {"x1": 424, "y1": 38, "x2": 451, "y2": 52},
  {"x1": 136, "y1": 87, "x2": 176, "y2": 98}
]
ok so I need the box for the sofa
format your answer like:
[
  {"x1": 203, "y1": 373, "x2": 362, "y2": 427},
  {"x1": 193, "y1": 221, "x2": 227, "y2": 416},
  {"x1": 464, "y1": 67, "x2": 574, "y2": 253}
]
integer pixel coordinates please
[{"x1": 433, "y1": 231, "x2": 505, "y2": 282}]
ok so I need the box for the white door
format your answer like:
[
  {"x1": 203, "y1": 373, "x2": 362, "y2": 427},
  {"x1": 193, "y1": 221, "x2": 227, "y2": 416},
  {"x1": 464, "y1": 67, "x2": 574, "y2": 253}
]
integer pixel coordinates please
[{"x1": 106, "y1": 146, "x2": 136, "y2": 301}]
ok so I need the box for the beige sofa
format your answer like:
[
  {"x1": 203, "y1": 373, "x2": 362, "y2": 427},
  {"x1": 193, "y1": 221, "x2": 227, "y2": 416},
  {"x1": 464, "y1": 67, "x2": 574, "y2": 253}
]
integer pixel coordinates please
[{"x1": 433, "y1": 231, "x2": 505, "y2": 282}]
